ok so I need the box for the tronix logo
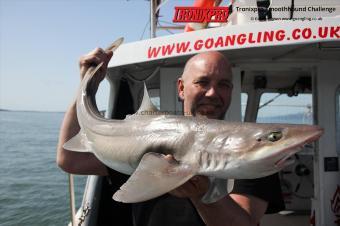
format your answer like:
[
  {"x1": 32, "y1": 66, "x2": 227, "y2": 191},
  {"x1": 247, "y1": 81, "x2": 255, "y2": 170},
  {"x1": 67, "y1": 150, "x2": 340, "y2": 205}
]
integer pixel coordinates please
[{"x1": 173, "y1": 7, "x2": 229, "y2": 23}]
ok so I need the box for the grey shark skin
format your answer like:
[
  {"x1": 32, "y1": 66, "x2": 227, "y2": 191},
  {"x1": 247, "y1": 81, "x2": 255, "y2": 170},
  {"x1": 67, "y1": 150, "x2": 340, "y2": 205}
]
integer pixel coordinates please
[{"x1": 64, "y1": 42, "x2": 323, "y2": 203}]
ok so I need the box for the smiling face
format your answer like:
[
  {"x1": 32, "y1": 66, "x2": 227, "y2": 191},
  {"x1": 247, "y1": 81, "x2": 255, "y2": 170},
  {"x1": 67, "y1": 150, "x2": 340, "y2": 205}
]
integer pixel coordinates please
[{"x1": 178, "y1": 52, "x2": 233, "y2": 119}]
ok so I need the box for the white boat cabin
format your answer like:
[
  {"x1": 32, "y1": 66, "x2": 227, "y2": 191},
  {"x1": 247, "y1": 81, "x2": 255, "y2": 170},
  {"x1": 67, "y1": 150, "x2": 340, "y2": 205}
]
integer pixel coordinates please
[{"x1": 71, "y1": 4, "x2": 340, "y2": 226}]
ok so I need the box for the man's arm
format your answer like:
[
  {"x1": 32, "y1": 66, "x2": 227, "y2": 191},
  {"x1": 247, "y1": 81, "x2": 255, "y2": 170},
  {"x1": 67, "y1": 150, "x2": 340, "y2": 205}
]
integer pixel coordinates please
[
  {"x1": 170, "y1": 176, "x2": 267, "y2": 226},
  {"x1": 56, "y1": 47, "x2": 113, "y2": 175},
  {"x1": 56, "y1": 101, "x2": 108, "y2": 175}
]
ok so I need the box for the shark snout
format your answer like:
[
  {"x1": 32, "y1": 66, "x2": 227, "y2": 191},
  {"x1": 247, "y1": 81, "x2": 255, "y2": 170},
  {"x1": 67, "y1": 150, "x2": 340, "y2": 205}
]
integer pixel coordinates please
[
  {"x1": 306, "y1": 126, "x2": 324, "y2": 143},
  {"x1": 273, "y1": 125, "x2": 324, "y2": 169}
]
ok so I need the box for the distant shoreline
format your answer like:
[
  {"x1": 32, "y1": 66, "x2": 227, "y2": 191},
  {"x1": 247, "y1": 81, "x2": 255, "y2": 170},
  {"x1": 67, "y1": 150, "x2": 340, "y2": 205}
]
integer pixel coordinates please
[
  {"x1": 0, "y1": 108, "x2": 311, "y2": 122},
  {"x1": 0, "y1": 108, "x2": 65, "y2": 113}
]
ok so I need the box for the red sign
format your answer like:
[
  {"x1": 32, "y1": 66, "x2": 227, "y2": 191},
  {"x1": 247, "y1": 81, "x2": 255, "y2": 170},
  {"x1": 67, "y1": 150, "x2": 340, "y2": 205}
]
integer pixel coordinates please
[
  {"x1": 173, "y1": 7, "x2": 229, "y2": 23},
  {"x1": 331, "y1": 185, "x2": 340, "y2": 225}
]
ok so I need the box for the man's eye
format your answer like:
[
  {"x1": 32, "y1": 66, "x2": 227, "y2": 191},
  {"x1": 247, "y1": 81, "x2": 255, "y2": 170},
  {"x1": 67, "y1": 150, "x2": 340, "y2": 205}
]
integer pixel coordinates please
[
  {"x1": 219, "y1": 81, "x2": 233, "y2": 88},
  {"x1": 195, "y1": 80, "x2": 208, "y2": 85}
]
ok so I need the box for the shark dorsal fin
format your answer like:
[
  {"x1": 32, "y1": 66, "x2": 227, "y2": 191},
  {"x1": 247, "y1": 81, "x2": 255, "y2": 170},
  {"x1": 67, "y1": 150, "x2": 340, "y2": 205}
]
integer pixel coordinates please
[{"x1": 136, "y1": 83, "x2": 159, "y2": 115}]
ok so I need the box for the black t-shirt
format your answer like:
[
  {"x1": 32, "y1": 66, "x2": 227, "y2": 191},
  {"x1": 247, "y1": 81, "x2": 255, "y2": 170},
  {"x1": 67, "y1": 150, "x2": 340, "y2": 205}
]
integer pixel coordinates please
[
  {"x1": 231, "y1": 173, "x2": 285, "y2": 214},
  {"x1": 132, "y1": 195, "x2": 205, "y2": 226},
  {"x1": 106, "y1": 169, "x2": 285, "y2": 226}
]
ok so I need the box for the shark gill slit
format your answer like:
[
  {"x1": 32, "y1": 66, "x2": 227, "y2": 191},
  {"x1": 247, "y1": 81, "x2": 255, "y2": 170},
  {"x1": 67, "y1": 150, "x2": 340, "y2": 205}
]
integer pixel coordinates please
[{"x1": 199, "y1": 151, "x2": 229, "y2": 172}]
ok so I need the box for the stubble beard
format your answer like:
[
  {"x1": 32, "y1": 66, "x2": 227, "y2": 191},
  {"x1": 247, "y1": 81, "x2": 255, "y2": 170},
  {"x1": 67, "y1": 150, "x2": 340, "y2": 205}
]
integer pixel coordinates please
[{"x1": 190, "y1": 104, "x2": 225, "y2": 120}]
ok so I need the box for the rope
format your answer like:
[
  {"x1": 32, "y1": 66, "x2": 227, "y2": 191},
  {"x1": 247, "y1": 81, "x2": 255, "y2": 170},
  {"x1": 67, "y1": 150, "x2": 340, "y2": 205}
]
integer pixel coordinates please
[
  {"x1": 290, "y1": 0, "x2": 295, "y2": 20},
  {"x1": 259, "y1": 93, "x2": 282, "y2": 109},
  {"x1": 68, "y1": 174, "x2": 76, "y2": 226}
]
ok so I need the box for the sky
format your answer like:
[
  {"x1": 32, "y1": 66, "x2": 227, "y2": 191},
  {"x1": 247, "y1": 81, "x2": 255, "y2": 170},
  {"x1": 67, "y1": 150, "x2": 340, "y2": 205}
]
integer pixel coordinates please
[
  {"x1": 0, "y1": 0, "x2": 190, "y2": 112},
  {"x1": 0, "y1": 0, "x2": 311, "y2": 116}
]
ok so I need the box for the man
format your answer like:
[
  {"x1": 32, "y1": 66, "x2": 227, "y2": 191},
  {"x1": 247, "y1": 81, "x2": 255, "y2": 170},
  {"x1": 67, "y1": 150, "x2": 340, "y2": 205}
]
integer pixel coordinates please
[{"x1": 57, "y1": 49, "x2": 284, "y2": 226}]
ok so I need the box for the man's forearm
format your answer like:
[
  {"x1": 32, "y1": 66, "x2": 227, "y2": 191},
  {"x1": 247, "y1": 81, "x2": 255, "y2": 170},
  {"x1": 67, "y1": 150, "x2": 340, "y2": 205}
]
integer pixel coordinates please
[
  {"x1": 56, "y1": 101, "x2": 80, "y2": 169},
  {"x1": 191, "y1": 195, "x2": 253, "y2": 226},
  {"x1": 62, "y1": 101, "x2": 80, "y2": 135},
  {"x1": 56, "y1": 76, "x2": 98, "y2": 166}
]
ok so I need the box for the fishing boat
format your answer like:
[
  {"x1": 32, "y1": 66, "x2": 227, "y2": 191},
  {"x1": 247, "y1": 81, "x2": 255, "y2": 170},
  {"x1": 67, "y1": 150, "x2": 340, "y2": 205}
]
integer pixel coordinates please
[{"x1": 68, "y1": 1, "x2": 340, "y2": 225}]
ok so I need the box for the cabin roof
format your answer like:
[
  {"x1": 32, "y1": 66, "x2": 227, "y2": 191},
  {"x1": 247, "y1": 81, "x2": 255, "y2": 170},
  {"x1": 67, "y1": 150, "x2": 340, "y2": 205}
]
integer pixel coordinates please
[{"x1": 108, "y1": 17, "x2": 340, "y2": 70}]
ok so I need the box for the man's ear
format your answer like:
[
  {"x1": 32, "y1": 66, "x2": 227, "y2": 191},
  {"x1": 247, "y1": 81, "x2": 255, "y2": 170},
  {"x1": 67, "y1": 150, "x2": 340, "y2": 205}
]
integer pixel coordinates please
[{"x1": 177, "y1": 78, "x2": 185, "y2": 101}]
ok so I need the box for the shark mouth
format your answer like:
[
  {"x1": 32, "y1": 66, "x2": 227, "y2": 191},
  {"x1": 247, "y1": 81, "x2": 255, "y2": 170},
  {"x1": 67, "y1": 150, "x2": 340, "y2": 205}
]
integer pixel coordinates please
[
  {"x1": 274, "y1": 128, "x2": 323, "y2": 169},
  {"x1": 274, "y1": 147, "x2": 301, "y2": 168}
]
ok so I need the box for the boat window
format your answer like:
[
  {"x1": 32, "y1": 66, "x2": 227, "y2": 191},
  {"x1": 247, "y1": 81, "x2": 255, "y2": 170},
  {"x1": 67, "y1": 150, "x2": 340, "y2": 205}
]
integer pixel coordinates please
[
  {"x1": 336, "y1": 86, "x2": 340, "y2": 155},
  {"x1": 241, "y1": 93, "x2": 248, "y2": 122},
  {"x1": 257, "y1": 93, "x2": 313, "y2": 124},
  {"x1": 149, "y1": 88, "x2": 160, "y2": 110},
  {"x1": 96, "y1": 80, "x2": 110, "y2": 116}
]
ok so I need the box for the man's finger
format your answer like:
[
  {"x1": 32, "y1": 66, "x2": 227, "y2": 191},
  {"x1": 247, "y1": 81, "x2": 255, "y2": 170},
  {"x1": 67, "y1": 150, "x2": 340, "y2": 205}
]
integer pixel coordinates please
[
  {"x1": 103, "y1": 50, "x2": 113, "y2": 67},
  {"x1": 80, "y1": 49, "x2": 111, "y2": 65},
  {"x1": 90, "y1": 47, "x2": 105, "y2": 56},
  {"x1": 80, "y1": 56, "x2": 102, "y2": 66}
]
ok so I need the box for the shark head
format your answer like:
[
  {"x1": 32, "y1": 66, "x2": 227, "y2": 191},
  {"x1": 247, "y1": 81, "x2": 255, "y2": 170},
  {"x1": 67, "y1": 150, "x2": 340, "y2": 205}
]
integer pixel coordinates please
[{"x1": 205, "y1": 123, "x2": 323, "y2": 178}]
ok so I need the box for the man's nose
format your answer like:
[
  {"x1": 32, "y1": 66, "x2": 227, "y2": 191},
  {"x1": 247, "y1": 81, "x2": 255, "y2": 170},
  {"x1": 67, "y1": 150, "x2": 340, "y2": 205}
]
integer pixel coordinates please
[{"x1": 205, "y1": 86, "x2": 218, "y2": 97}]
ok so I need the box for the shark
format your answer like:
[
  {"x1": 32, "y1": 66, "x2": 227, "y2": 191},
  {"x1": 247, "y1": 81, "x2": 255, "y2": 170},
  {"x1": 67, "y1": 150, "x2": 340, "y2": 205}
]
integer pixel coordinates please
[{"x1": 64, "y1": 38, "x2": 323, "y2": 204}]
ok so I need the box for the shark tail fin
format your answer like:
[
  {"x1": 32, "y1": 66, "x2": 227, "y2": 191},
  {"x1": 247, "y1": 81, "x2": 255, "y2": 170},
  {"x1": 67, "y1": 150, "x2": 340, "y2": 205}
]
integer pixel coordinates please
[
  {"x1": 201, "y1": 178, "x2": 234, "y2": 204},
  {"x1": 63, "y1": 130, "x2": 93, "y2": 153}
]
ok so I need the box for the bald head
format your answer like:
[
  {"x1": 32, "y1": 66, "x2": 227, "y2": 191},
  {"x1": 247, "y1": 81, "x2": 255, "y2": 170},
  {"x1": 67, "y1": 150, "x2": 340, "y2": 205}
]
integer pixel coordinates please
[
  {"x1": 181, "y1": 51, "x2": 232, "y2": 82},
  {"x1": 178, "y1": 51, "x2": 233, "y2": 119}
]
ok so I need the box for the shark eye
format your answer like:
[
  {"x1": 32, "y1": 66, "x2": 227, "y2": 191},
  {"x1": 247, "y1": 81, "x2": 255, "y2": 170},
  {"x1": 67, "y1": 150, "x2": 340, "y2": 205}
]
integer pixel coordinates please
[{"x1": 267, "y1": 131, "x2": 282, "y2": 142}]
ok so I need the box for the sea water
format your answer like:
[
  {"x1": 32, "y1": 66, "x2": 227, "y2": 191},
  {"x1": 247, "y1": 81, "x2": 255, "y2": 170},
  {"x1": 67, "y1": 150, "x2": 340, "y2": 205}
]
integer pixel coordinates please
[{"x1": 0, "y1": 111, "x2": 86, "y2": 226}]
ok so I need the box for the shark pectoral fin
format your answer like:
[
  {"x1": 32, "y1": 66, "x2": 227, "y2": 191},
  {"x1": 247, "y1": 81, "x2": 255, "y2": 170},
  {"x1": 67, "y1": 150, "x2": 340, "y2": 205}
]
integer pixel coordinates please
[
  {"x1": 112, "y1": 153, "x2": 196, "y2": 203},
  {"x1": 201, "y1": 178, "x2": 235, "y2": 204},
  {"x1": 63, "y1": 130, "x2": 93, "y2": 153}
]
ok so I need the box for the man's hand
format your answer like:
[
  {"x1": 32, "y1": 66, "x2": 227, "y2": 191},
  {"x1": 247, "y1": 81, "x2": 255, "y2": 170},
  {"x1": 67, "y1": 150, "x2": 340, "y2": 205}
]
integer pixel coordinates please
[
  {"x1": 164, "y1": 154, "x2": 210, "y2": 199},
  {"x1": 169, "y1": 175, "x2": 210, "y2": 200},
  {"x1": 79, "y1": 47, "x2": 113, "y2": 81}
]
